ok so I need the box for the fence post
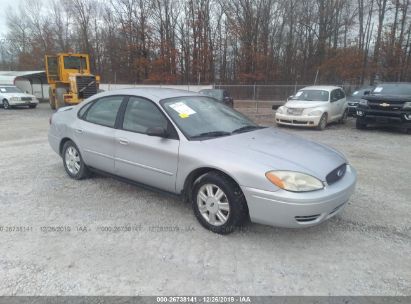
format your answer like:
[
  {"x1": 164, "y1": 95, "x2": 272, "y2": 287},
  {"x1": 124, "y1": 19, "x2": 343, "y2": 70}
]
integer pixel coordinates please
[{"x1": 253, "y1": 83, "x2": 257, "y2": 113}]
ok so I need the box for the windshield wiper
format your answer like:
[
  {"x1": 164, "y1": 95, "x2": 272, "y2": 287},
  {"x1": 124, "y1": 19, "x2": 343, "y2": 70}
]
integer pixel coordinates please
[
  {"x1": 191, "y1": 131, "x2": 231, "y2": 139},
  {"x1": 231, "y1": 125, "x2": 264, "y2": 134}
]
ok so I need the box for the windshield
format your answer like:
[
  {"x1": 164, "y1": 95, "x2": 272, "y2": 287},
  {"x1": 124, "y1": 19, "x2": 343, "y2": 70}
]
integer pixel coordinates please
[
  {"x1": 372, "y1": 84, "x2": 411, "y2": 96},
  {"x1": 291, "y1": 90, "x2": 329, "y2": 102},
  {"x1": 200, "y1": 90, "x2": 223, "y2": 100},
  {"x1": 161, "y1": 96, "x2": 261, "y2": 140},
  {"x1": 0, "y1": 86, "x2": 23, "y2": 93},
  {"x1": 64, "y1": 56, "x2": 88, "y2": 70}
]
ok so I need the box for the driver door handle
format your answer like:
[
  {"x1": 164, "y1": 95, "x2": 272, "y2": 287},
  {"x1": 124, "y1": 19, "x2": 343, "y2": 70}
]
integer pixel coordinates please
[
  {"x1": 119, "y1": 138, "x2": 129, "y2": 145},
  {"x1": 75, "y1": 129, "x2": 83, "y2": 134}
]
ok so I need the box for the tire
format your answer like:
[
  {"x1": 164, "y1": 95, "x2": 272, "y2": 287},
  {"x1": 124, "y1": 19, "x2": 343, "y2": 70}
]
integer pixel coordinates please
[
  {"x1": 55, "y1": 87, "x2": 67, "y2": 109},
  {"x1": 29, "y1": 104, "x2": 37, "y2": 109},
  {"x1": 192, "y1": 171, "x2": 248, "y2": 235},
  {"x1": 317, "y1": 113, "x2": 327, "y2": 130},
  {"x1": 2, "y1": 99, "x2": 10, "y2": 109},
  {"x1": 339, "y1": 109, "x2": 348, "y2": 124},
  {"x1": 62, "y1": 140, "x2": 90, "y2": 180},
  {"x1": 356, "y1": 118, "x2": 367, "y2": 130},
  {"x1": 49, "y1": 87, "x2": 56, "y2": 110}
]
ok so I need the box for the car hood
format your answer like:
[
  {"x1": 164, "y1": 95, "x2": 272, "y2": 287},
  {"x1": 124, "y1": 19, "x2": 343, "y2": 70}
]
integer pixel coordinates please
[
  {"x1": 1, "y1": 92, "x2": 36, "y2": 98},
  {"x1": 285, "y1": 100, "x2": 328, "y2": 108},
  {"x1": 202, "y1": 128, "x2": 346, "y2": 180}
]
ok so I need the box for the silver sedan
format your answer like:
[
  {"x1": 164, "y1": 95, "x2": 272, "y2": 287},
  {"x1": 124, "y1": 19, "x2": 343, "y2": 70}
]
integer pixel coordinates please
[{"x1": 48, "y1": 88, "x2": 357, "y2": 234}]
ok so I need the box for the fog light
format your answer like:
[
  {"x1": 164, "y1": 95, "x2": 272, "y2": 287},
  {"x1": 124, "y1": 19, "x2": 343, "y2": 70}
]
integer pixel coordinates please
[{"x1": 357, "y1": 110, "x2": 364, "y2": 116}]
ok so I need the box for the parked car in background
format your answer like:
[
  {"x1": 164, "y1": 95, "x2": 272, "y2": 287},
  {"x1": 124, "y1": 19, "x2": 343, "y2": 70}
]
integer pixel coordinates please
[
  {"x1": 49, "y1": 88, "x2": 356, "y2": 234},
  {"x1": 0, "y1": 85, "x2": 39, "y2": 109},
  {"x1": 347, "y1": 86, "x2": 374, "y2": 116},
  {"x1": 199, "y1": 89, "x2": 234, "y2": 107},
  {"x1": 275, "y1": 86, "x2": 348, "y2": 130},
  {"x1": 356, "y1": 83, "x2": 411, "y2": 132}
]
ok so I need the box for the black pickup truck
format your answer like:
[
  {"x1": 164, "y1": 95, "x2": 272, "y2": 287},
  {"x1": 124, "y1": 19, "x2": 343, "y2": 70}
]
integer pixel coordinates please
[{"x1": 356, "y1": 83, "x2": 411, "y2": 132}]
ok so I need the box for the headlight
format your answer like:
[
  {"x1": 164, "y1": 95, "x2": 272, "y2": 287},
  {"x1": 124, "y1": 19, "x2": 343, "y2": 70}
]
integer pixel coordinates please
[
  {"x1": 403, "y1": 102, "x2": 411, "y2": 109},
  {"x1": 307, "y1": 109, "x2": 322, "y2": 116},
  {"x1": 359, "y1": 99, "x2": 368, "y2": 106},
  {"x1": 276, "y1": 106, "x2": 286, "y2": 114},
  {"x1": 265, "y1": 170, "x2": 324, "y2": 192}
]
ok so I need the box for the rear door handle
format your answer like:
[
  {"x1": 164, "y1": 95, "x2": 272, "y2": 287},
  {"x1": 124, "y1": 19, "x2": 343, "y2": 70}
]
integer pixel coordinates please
[
  {"x1": 119, "y1": 138, "x2": 129, "y2": 145},
  {"x1": 75, "y1": 129, "x2": 83, "y2": 134}
]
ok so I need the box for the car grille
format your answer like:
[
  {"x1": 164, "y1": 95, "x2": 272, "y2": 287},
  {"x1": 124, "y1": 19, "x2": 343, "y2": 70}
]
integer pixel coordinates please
[
  {"x1": 21, "y1": 97, "x2": 32, "y2": 101},
  {"x1": 287, "y1": 108, "x2": 304, "y2": 115},
  {"x1": 76, "y1": 76, "x2": 97, "y2": 99},
  {"x1": 368, "y1": 101, "x2": 403, "y2": 111},
  {"x1": 326, "y1": 164, "x2": 347, "y2": 185}
]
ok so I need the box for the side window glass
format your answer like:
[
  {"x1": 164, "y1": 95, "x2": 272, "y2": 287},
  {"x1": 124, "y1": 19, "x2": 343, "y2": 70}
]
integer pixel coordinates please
[
  {"x1": 85, "y1": 96, "x2": 123, "y2": 127},
  {"x1": 123, "y1": 97, "x2": 168, "y2": 134},
  {"x1": 78, "y1": 101, "x2": 93, "y2": 118},
  {"x1": 339, "y1": 89, "x2": 346, "y2": 99}
]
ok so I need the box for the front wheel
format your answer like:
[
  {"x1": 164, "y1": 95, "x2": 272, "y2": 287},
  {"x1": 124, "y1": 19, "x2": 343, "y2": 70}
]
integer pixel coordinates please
[
  {"x1": 192, "y1": 172, "x2": 248, "y2": 234},
  {"x1": 3, "y1": 100, "x2": 10, "y2": 109},
  {"x1": 317, "y1": 113, "x2": 327, "y2": 130},
  {"x1": 339, "y1": 109, "x2": 348, "y2": 124},
  {"x1": 62, "y1": 140, "x2": 90, "y2": 180}
]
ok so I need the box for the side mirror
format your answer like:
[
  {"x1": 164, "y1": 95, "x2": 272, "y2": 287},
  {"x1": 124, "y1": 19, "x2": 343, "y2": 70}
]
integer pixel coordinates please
[
  {"x1": 272, "y1": 105, "x2": 280, "y2": 110},
  {"x1": 363, "y1": 90, "x2": 370, "y2": 96},
  {"x1": 146, "y1": 127, "x2": 169, "y2": 138},
  {"x1": 287, "y1": 95, "x2": 293, "y2": 101}
]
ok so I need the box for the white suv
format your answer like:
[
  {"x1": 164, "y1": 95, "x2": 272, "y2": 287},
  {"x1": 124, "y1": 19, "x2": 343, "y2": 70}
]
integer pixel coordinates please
[
  {"x1": 275, "y1": 86, "x2": 348, "y2": 130},
  {"x1": 0, "y1": 85, "x2": 39, "y2": 109}
]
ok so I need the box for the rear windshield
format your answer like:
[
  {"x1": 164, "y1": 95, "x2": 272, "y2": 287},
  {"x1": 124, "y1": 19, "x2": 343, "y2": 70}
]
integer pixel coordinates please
[
  {"x1": 0, "y1": 87, "x2": 23, "y2": 93},
  {"x1": 372, "y1": 84, "x2": 411, "y2": 96},
  {"x1": 291, "y1": 90, "x2": 329, "y2": 102}
]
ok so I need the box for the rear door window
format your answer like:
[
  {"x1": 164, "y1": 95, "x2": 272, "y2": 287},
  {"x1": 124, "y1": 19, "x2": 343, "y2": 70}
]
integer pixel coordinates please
[{"x1": 84, "y1": 96, "x2": 124, "y2": 127}]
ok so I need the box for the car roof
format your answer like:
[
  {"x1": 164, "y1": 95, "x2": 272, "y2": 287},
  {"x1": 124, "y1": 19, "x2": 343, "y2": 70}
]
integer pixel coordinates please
[
  {"x1": 0, "y1": 84, "x2": 16, "y2": 87},
  {"x1": 95, "y1": 88, "x2": 200, "y2": 103},
  {"x1": 300, "y1": 85, "x2": 342, "y2": 92}
]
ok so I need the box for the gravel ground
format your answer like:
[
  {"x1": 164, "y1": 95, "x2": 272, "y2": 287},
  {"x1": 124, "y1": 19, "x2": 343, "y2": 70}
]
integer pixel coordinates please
[{"x1": 0, "y1": 103, "x2": 410, "y2": 296}]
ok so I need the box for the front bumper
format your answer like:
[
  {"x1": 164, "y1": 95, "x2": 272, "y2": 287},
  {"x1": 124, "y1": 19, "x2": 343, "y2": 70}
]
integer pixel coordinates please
[
  {"x1": 9, "y1": 99, "x2": 39, "y2": 106},
  {"x1": 275, "y1": 113, "x2": 322, "y2": 127},
  {"x1": 356, "y1": 108, "x2": 411, "y2": 126},
  {"x1": 241, "y1": 165, "x2": 357, "y2": 228}
]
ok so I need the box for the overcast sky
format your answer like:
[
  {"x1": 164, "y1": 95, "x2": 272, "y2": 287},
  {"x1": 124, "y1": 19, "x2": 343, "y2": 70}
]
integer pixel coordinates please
[{"x1": 0, "y1": 0, "x2": 21, "y2": 37}]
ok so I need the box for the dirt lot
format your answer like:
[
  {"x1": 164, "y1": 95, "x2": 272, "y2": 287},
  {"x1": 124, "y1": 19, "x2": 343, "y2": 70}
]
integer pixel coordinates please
[{"x1": 0, "y1": 103, "x2": 410, "y2": 295}]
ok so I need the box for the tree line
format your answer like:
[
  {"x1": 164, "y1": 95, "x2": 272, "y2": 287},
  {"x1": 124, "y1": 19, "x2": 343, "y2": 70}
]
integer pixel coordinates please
[{"x1": 1, "y1": 0, "x2": 411, "y2": 86}]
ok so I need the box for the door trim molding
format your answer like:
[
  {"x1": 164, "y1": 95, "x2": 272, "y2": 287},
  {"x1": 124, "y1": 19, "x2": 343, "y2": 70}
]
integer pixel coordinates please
[{"x1": 115, "y1": 157, "x2": 174, "y2": 176}]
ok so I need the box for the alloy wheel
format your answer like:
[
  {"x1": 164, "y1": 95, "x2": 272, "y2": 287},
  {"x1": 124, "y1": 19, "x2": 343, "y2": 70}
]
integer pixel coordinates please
[
  {"x1": 197, "y1": 184, "x2": 230, "y2": 226},
  {"x1": 65, "y1": 146, "x2": 81, "y2": 175}
]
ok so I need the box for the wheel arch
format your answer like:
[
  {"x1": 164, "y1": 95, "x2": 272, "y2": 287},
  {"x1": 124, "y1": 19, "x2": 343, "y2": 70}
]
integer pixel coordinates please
[
  {"x1": 59, "y1": 137, "x2": 74, "y2": 156},
  {"x1": 182, "y1": 167, "x2": 249, "y2": 214}
]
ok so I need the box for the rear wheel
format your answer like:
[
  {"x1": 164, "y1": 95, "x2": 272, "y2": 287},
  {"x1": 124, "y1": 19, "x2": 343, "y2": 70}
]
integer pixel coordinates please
[
  {"x1": 29, "y1": 104, "x2": 37, "y2": 109},
  {"x1": 317, "y1": 113, "x2": 327, "y2": 130},
  {"x1": 62, "y1": 140, "x2": 89, "y2": 180},
  {"x1": 192, "y1": 171, "x2": 248, "y2": 234},
  {"x1": 2, "y1": 99, "x2": 10, "y2": 109},
  {"x1": 356, "y1": 118, "x2": 367, "y2": 130},
  {"x1": 55, "y1": 87, "x2": 67, "y2": 109},
  {"x1": 49, "y1": 87, "x2": 56, "y2": 110}
]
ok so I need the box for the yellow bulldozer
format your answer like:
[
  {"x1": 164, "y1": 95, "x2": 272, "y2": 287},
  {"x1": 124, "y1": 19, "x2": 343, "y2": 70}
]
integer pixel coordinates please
[{"x1": 45, "y1": 53, "x2": 100, "y2": 109}]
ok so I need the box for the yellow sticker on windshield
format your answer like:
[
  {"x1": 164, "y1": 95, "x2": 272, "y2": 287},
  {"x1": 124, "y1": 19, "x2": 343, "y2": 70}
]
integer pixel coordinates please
[{"x1": 179, "y1": 113, "x2": 189, "y2": 118}]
